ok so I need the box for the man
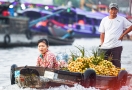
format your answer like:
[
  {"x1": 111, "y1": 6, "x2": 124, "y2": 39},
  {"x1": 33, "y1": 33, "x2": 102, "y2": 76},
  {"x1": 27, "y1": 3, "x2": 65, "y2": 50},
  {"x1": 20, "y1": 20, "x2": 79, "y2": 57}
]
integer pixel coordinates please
[{"x1": 98, "y1": 3, "x2": 132, "y2": 68}]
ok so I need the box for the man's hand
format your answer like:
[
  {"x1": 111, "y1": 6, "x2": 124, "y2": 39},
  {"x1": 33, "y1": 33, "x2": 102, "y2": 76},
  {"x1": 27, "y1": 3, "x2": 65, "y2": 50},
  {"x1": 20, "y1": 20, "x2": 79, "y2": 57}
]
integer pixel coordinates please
[{"x1": 118, "y1": 36, "x2": 123, "y2": 41}]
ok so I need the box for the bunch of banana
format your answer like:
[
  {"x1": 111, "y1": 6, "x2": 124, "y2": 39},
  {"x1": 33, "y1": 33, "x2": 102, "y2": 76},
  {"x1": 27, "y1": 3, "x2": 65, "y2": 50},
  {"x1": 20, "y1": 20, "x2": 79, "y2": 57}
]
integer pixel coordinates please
[
  {"x1": 68, "y1": 57, "x2": 89, "y2": 73},
  {"x1": 90, "y1": 63, "x2": 120, "y2": 76},
  {"x1": 90, "y1": 59, "x2": 121, "y2": 76},
  {"x1": 68, "y1": 56, "x2": 125, "y2": 76}
]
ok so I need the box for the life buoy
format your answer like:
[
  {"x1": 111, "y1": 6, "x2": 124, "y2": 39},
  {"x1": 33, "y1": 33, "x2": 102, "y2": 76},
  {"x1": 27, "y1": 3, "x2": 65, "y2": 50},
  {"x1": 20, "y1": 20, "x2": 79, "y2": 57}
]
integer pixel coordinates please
[
  {"x1": 115, "y1": 70, "x2": 128, "y2": 89},
  {"x1": 25, "y1": 30, "x2": 32, "y2": 39},
  {"x1": 83, "y1": 68, "x2": 96, "y2": 87},
  {"x1": 10, "y1": 64, "x2": 17, "y2": 85},
  {"x1": 4, "y1": 34, "x2": 10, "y2": 45}
]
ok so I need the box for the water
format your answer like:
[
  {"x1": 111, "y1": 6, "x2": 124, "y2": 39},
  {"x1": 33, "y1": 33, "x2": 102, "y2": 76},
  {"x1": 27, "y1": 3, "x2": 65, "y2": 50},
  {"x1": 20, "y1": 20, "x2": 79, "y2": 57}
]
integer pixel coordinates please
[{"x1": 0, "y1": 38, "x2": 132, "y2": 90}]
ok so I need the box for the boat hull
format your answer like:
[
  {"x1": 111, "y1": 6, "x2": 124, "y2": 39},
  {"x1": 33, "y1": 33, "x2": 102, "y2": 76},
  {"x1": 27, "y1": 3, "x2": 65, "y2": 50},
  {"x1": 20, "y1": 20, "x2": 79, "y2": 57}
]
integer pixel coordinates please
[
  {"x1": 46, "y1": 35, "x2": 74, "y2": 45},
  {"x1": 52, "y1": 25, "x2": 100, "y2": 38},
  {"x1": 10, "y1": 65, "x2": 132, "y2": 89}
]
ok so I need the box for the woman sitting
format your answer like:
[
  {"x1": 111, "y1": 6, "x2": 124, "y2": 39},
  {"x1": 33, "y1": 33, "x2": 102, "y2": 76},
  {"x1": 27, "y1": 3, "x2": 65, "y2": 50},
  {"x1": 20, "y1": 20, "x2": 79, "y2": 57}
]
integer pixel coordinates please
[{"x1": 36, "y1": 38, "x2": 58, "y2": 69}]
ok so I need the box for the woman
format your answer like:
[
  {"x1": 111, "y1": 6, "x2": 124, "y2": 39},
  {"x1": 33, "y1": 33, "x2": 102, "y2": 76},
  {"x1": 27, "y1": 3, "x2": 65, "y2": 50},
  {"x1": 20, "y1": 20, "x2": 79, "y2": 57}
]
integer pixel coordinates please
[{"x1": 36, "y1": 38, "x2": 58, "y2": 69}]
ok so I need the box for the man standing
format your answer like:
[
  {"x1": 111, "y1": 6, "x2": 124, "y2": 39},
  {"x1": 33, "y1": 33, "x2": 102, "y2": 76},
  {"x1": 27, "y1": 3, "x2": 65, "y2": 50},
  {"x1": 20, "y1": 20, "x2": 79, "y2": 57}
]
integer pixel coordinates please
[{"x1": 98, "y1": 3, "x2": 132, "y2": 68}]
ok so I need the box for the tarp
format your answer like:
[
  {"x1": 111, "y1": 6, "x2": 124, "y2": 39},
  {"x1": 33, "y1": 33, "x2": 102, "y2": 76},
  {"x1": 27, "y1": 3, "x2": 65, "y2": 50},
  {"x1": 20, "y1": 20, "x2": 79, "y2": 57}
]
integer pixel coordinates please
[
  {"x1": 75, "y1": 8, "x2": 107, "y2": 19},
  {"x1": 0, "y1": 0, "x2": 14, "y2": 2},
  {"x1": 20, "y1": 8, "x2": 52, "y2": 13},
  {"x1": 20, "y1": 0, "x2": 53, "y2": 5}
]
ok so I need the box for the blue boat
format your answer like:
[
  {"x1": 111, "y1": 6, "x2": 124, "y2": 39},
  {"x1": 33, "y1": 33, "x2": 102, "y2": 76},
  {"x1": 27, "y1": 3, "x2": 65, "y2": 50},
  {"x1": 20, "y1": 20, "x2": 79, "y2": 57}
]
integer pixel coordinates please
[
  {"x1": 20, "y1": 7, "x2": 126, "y2": 38},
  {"x1": 49, "y1": 7, "x2": 107, "y2": 38}
]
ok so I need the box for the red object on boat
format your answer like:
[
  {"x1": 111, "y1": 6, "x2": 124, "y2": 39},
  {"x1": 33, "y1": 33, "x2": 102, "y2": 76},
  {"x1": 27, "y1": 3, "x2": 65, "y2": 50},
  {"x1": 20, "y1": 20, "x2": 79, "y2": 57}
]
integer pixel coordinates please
[{"x1": 2, "y1": 10, "x2": 10, "y2": 16}]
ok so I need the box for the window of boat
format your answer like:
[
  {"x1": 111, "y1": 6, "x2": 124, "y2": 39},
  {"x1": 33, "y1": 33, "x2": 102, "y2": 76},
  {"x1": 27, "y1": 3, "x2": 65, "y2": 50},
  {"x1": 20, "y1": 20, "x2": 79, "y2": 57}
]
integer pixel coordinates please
[
  {"x1": 53, "y1": 10, "x2": 76, "y2": 25},
  {"x1": 53, "y1": 15, "x2": 58, "y2": 21},
  {"x1": 23, "y1": 11, "x2": 42, "y2": 21},
  {"x1": 93, "y1": 18, "x2": 101, "y2": 26},
  {"x1": 77, "y1": 14, "x2": 86, "y2": 25},
  {"x1": 85, "y1": 17, "x2": 93, "y2": 25},
  {"x1": 98, "y1": 19, "x2": 101, "y2": 25}
]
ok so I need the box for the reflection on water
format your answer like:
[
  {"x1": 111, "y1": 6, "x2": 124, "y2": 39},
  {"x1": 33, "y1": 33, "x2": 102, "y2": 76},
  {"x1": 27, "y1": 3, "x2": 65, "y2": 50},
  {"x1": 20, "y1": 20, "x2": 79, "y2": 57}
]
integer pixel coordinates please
[{"x1": 0, "y1": 38, "x2": 132, "y2": 90}]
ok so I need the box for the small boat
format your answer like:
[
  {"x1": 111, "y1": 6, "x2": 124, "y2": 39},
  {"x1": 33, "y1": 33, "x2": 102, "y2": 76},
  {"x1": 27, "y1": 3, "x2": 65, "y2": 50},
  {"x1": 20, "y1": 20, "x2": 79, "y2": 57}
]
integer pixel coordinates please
[
  {"x1": 10, "y1": 64, "x2": 132, "y2": 90},
  {"x1": 46, "y1": 35, "x2": 74, "y2": 45},
  {"x1": 0, "y1": 34, "x2": 74, "y2": 48}
]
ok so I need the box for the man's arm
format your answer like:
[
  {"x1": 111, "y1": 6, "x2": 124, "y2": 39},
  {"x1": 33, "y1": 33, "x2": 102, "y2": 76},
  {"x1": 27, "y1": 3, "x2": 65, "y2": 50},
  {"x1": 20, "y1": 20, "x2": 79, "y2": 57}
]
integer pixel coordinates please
[
  {"x1": 119, "y1": 25, "x2": 132, "y2": 40},
  {"x1": 100, "y1": 33, "x2": 105, "y2": 46}
]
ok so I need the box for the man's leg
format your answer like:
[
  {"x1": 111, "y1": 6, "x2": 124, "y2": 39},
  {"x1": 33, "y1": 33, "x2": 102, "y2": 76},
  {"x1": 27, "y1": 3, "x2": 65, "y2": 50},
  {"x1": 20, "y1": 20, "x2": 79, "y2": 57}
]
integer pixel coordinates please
[{"x1": 111, "y1": 46, "x2": 123, "y2": 68}]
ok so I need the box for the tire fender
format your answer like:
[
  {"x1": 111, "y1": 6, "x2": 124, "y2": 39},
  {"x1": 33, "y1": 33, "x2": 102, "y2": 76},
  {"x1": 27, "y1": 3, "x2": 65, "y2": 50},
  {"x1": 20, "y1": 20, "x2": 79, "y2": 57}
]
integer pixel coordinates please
[
  {"x1": 25, "y1": 30, "x2": 32, "y2": 39},
  {"x1": 4, "y1": 34, "x2": 10, "y2": 44},
  {"x1": 116, "y1": 70, "x2": 128, "y2": 89},
  {"x1": 83, "y1": 68, "x2": 96, "y2": 88},
  {"x1": 10, "y1": 64, "x2": 17, "y2": 85}
]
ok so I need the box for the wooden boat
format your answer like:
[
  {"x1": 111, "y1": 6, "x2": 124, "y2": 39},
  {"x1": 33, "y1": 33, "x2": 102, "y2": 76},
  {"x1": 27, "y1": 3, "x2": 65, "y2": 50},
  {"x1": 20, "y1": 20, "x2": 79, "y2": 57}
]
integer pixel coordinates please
[
  {"x1": 0, "y1": 35, "x2": 74, "y2": 48},
  {"x1": 10, "y1": 64, "x2": 132, "y2": 90},
  {"x1": 0, "y1": 15, "x2": 74, "y2": 48},
  {"x1": 47, "y1": 35, "x2": 74, "y2": 45}
]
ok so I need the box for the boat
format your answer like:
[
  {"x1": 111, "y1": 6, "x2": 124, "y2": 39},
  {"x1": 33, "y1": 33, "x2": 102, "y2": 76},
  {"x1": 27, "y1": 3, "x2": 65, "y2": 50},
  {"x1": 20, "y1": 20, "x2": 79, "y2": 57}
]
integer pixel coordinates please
[
  {"x1": 46, "y1": 35, "x2": 74, "y2": 45},
  {"x1": 49, "y1": 7, "x2": 127, "y2": 38},
  {"x1": 0, "y1": 32, "x2": 74, "y2": 47},
  {"x1": 0, "y1": 8, "x2": 74, "y2": 48},
  {"x1": 38, "y1": 7, "x2": 104, "y2": 38},
  {"x1": 1, "y1": 3, "x2": 128, "y2": 38},
  {"x1": 9, "y1": 45, "x2": 132, "y2": 89},
  {"x1": 0, "y1": 15, "x2": 74, "y2": 48},
  {"x1": 10, "y1": 64, "x2": 132, "y2": 90},
  {"x1": 27, "y1": 7, "x2": 127, "y2": 38},
  {"x1": 17, "y1": 7, "x2": 104, "y2": 38}
]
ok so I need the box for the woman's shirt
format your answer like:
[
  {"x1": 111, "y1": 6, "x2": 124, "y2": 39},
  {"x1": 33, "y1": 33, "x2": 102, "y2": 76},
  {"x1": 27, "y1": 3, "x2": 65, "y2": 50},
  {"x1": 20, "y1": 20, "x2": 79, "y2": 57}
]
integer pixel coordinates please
[{"x1": 37, "y1": 50, "x2": 58, "y2": 69}]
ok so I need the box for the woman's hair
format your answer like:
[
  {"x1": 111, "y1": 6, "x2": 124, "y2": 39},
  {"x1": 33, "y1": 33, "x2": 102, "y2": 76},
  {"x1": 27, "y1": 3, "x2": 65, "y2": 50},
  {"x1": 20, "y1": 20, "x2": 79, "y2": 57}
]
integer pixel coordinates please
[{"x1": 37, "y1": 38, "x2": 49, "y2": 46}]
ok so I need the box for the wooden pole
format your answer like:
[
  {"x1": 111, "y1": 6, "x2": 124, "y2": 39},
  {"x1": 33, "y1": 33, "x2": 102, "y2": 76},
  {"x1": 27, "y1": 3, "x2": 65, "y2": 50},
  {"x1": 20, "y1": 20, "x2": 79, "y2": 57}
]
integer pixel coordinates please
[{"x1": 130, "y1": 0, "x2": 132, "y2": 16}]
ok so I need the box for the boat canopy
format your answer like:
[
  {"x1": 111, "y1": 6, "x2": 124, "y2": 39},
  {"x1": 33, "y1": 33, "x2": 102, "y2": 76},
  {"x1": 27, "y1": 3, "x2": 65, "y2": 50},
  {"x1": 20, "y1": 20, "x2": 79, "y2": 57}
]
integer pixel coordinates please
[
  {"x1": 75, "y1": 8, "x2": 107, "y2": 19},
  {"x1": 20, "y1": 8, "x2": 53, "y2": 15}
]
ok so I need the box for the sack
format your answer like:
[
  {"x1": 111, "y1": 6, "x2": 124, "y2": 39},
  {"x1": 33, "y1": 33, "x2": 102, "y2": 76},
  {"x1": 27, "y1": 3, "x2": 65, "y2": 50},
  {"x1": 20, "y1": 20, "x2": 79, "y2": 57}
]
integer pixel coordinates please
[{"x1": 15, "y1": 68, "x2": 41, "y2": 88}]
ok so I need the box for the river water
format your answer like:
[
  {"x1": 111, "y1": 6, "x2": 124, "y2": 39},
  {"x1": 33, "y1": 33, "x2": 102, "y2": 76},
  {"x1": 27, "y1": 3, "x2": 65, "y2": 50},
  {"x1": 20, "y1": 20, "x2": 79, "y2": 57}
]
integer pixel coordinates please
[{"x1": 0, "y1": 38, "x2": 132, "y2": 90}]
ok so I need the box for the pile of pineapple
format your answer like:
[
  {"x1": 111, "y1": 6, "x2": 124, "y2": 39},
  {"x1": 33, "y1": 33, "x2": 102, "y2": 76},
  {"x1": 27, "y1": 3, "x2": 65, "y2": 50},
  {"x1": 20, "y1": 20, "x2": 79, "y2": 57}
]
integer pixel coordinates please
[{"x1": 67, "y1": 46, "x2": 125, "y2": 76}]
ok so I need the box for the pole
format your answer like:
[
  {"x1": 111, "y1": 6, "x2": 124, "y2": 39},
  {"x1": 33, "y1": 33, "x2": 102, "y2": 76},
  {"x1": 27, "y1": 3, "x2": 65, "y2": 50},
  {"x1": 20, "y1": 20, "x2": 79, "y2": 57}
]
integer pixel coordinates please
[
  {"x1": 129, "y1": 0, "x2": 132, "y2": 16},
  {"x1": 29, "y1": 9, "x2": 65, "y2": 27}
]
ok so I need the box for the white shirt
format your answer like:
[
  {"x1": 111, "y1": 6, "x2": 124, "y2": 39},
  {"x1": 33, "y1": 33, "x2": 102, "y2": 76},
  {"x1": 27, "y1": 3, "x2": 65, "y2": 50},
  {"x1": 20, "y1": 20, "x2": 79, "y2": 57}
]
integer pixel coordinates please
[{"x1": 99, "y1": 15, "x2": 132, "y2": 49}]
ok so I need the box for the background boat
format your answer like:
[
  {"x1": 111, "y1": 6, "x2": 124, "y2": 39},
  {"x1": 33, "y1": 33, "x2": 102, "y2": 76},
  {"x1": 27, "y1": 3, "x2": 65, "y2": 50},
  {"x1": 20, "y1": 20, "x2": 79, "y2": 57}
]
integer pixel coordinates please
[
  {"x1": 21, "y1": 7, "x2": 106, "y2": 38},
  {"x1": 21, "y1": 7, "x2": 127, "y2": 38},
  {"x1": 0, "y1": 35, "x2": 74, "y2": 48},
  {"x1": 47, "y1": 35, "x2": 74, "y2": 45},
  {"x1": 0, "y1": 8, "x2": 74, "y2": 47}
]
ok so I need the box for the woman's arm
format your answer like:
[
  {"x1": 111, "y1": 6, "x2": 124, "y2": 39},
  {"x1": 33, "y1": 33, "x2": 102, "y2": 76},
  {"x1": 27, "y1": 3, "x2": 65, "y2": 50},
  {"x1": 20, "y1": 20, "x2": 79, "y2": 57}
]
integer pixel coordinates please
[{"x1": 36, "y1": 57, "x2": 40, "y2": 66}]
